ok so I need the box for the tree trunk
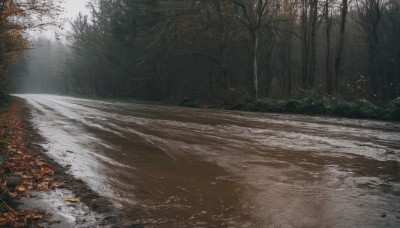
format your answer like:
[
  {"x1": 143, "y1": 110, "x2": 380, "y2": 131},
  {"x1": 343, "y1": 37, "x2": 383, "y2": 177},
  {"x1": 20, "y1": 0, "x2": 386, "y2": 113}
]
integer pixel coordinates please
[
  {"x1": 301, "y1": 1, "x2": 309, "y2": 89},
  {"x1": 288, "y1": 43, "x2": 292, "y2": 97},
  {"x1": 334, "y1": 0, "x2": 348, "y2": 94},
  {"x1": 218, "y1": 0, "x2": 231, "y2": 104},
  {"x1": 223, "y1": 61, "x2": 230, "y2": 104},
  {"x1": 309, "y1": 0, "x2": 318, "y2": 88},
  {"x1": 326, "y1": 0, "x2": 333, "y2": 95},
  {"x1": 251, "y1": 29, "x2": 259, "y2": 102}
]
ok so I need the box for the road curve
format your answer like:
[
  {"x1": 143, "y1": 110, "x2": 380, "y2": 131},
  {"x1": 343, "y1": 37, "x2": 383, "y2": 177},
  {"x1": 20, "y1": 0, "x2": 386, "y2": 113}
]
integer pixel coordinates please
[{"x1": 18, "y1": 94, "x2": 400, "y2": 227}]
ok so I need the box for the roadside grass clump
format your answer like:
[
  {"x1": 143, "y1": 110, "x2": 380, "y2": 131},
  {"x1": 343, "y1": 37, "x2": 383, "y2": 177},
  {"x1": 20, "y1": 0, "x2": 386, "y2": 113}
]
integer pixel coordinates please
[
  {"x1": 327, "y1": 98, "x2": 355, "y2": 117},
  {"x1": 297, "y1": 95, "x2": 325, "y2": 114},
  {"x1": 242, "y1": 94, "x2": 397, "y2": 121},
  {"x1": 179, "y1": 98, "x2": 203, "y2": 108},
  {"x1": 0, "y1": 96, "x2": 14, "y2": 113}
]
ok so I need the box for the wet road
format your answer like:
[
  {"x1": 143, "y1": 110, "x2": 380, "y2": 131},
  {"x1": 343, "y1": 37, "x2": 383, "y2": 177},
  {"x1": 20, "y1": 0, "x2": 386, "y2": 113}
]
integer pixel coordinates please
[{"x1": 18, "y1": 94, "x2": 400, "y2": 227}]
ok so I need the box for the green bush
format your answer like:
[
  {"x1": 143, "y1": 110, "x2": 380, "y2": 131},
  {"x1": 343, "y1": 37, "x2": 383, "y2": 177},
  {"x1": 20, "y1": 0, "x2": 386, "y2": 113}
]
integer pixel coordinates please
[
  {"x1": 298, "y1": 95, "x2": 324, "y2": 114},
  {"x1": 351, "y1": 99, "x2": 382, "y2": 119},
  {"x1": 179, "y1": 98, "x2": 202, "y2": 108},
  {"x1": 328, "y1": 99, "x2": 355, "y2": 117},
  {"x1": 285, "y1": 100, "x2": 302, "y2": 113},
  {"x1": 385, "y1": 97, "x2": 400, "y2": 120}
]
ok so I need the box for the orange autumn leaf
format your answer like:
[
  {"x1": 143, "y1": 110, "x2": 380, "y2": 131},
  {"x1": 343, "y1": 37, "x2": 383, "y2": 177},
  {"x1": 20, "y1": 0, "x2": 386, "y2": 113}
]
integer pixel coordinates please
[
  {"x1": 64, "y1": 198, "x2": 80, "y2": 202},
  {"x1": 9, "y1": 192, "x2": 18, "y2": 199},
  {"x1": 0, "y1": 216, "x2": 8, "y2": 225},
  {"x1": 3, "y1": 213, "x2": 17, "y2": 222},
  {"x1": 16, "y1": 185, "x2": 26, "y2": 192},
  {"x1": 38, "y1": 165, "x2": 55, "y2": 179},
  {"x1": 23, "y1": 212, "x2": 45, "y2": 222}
]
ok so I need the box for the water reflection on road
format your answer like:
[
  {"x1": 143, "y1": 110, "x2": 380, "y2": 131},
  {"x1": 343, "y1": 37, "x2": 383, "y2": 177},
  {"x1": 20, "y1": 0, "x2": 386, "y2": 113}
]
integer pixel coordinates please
[{"x1": 19, "y1": 94, "x2": 400, "y2": 227}]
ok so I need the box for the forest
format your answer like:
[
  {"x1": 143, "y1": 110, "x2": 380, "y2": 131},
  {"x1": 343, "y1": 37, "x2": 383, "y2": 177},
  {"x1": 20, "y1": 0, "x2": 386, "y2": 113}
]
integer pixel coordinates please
[
  {"x1": 0, "y1": 0, "x2": 62, "y2": 103},
  {"x1": 4, "y1": 0, "x2": 400, "y2": 115},
  {"x1": 1, "y1": 1, "x2": 400, "y2": 226}
]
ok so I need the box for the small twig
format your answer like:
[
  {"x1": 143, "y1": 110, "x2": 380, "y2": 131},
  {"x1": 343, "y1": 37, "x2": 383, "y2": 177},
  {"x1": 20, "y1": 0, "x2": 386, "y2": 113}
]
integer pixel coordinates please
[{"x1": 0, "y1": 198, "x2": 15, "y2": 213}]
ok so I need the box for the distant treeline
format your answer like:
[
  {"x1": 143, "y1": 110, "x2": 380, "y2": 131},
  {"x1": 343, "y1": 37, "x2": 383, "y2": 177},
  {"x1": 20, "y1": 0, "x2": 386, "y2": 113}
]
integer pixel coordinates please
[{"x1": 10, "y1": 0, "x2": 400, "y2": 105}]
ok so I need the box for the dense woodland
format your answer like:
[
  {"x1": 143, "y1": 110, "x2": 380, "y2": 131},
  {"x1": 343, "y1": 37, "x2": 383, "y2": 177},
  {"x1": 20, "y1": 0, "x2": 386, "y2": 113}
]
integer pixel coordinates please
[{"x1": 5, "y1": 0, "x2": 400, "y2": 106}]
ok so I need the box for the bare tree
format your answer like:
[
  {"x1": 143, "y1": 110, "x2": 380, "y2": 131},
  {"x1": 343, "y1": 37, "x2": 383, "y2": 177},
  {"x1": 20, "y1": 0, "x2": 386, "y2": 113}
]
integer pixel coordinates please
[
  {"x1": 325, "y1": 0, "x2": 334, "y2": 95},
  {"x1": 334, "y1": 0, "x2": 348, "y2": 94},
  {"x1": 301, "y1": 0, "x2": 320, "y2": 89},
  {"x1": 231, "y1": 0, "x2": 271, "y2": 101}
]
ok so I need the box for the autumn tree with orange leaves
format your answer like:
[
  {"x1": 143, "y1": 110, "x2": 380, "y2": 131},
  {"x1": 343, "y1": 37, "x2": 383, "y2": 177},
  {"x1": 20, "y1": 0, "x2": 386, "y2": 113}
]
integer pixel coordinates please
[{"x1": 0, "y1": 0, "x2": 63, "y2": 103}]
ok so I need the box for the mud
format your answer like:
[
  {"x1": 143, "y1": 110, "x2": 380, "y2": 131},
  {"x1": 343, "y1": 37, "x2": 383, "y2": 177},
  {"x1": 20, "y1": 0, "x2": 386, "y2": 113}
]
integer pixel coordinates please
[
  {"x1": 17, "y1": 94, "x2": 400, "y2": 227},
  {"x1": 20, "y1": 101, "x2": 116, "y2": 227}
]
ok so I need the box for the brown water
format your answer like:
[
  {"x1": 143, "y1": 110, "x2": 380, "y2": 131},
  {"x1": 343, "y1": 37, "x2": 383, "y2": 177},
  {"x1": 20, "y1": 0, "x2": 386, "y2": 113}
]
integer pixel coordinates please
[{"x1": 18, "y1": 94, "x2": 400, "y2": 227}]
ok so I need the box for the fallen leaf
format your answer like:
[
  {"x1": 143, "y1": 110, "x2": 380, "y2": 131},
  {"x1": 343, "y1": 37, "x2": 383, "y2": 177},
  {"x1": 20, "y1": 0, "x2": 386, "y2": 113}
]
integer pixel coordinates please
[
  {"x1": 16, "y1": 185, "x2": 26, "y2": 192},
  {"x1": 13, "y1": 221, "x2": 27, "y2": 228},
  {"x1": 24, "y1": 212, "x2": 45, "y2": 221},
  {"x1": 0, "y1": 216, "x2": 8, "y2": 225},
  {"x1": 50, "y1": 181, "x2": 66, "y2": 189},
  {"x1": 38, "y1": 165, "x2": 54, "y2": 179},
  {"x1": 4, "y1": 213, "x2": 17, "y2": 222},
  {"x1": 9, "y1": 192, "x2": 18, "y2": 199},
  {"x1": 37, "y1": 181, "x2": 49, "y2": 191},
  {"x1": 64, "y1": 198, "x2": 80, "y2": 202}
]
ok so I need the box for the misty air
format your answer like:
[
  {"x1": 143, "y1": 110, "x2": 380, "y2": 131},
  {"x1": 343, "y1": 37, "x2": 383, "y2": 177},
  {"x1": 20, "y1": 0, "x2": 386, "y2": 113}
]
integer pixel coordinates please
[{"x1": 0, "y1": 0, "x2": 399, "y2": 227}]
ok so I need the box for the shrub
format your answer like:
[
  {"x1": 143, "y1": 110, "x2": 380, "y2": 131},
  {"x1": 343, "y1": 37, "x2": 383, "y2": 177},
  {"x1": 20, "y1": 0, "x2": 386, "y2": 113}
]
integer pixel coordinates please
[
  {"x1": 385, "y1": 97, "x2": 400, "y2": 120},
  {"x1": 351, "y1": 99, "x2": 382, "y2": 119}
]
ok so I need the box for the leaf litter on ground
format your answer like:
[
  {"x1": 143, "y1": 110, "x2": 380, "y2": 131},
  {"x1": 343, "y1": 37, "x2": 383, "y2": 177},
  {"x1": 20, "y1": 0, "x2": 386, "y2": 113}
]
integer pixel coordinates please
[{"x1": 0, "y1": 98, "x2": 70, "y2": 226}]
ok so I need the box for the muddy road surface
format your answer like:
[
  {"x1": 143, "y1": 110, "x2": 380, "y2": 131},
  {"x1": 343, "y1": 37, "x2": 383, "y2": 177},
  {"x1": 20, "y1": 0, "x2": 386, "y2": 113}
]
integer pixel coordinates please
[{"x1": 17, "y1": 94, "x2": 400, "y2": 227}]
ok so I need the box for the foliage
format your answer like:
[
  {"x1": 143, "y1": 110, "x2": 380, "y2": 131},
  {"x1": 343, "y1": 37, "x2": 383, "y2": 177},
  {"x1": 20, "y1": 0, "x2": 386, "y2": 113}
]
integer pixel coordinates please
[
  {"x1": 384, "y1": 97, "x2": 400, "y2": 120},
  {"x1": 0, "y1": 98, "x2": 64, "y2": 226},
  {"x1": 0, "y1": 0, "x2": 63, "y2": 104},
  {"x1": 58, "y1": 0, "x2": 400, "y2": 106},
  {"x1": 222, "y1": 95, "x2": 399, "y2": 121}
]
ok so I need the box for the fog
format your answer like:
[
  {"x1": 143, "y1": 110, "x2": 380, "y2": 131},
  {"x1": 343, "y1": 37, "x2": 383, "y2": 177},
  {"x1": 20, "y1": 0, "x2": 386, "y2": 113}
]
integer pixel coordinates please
[
  {"x1": 10, "y1": 37, "x2": 68, "y2": 94},
  {"x1": 9, "y1": 0, "x2": 400, "y2": 103}
]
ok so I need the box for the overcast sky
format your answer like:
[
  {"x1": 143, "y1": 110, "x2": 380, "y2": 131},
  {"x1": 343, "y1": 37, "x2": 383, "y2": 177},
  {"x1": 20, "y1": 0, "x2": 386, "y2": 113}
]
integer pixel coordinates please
[
  {"x1": 31, "y1": 0, "x2": 90, "y2": 41},
  {"x1": 64, "y1": 0, "x2": 90, "y2": 21}
]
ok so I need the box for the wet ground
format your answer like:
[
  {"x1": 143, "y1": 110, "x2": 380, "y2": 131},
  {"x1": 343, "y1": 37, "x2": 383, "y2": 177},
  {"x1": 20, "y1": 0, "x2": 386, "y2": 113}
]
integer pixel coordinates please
[
  {"x1": 17, "y1": 94, "x2": 400, "y2": 227},
  {"x1": 20, "y1": 189, "x2": 103, "y2": 227}
]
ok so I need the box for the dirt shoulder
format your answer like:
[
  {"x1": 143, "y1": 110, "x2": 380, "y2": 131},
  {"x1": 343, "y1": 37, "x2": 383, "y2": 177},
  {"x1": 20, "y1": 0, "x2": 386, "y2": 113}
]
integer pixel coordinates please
[{"x1": 0, "y1": 98, "x2": 118, "y2": 227}]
